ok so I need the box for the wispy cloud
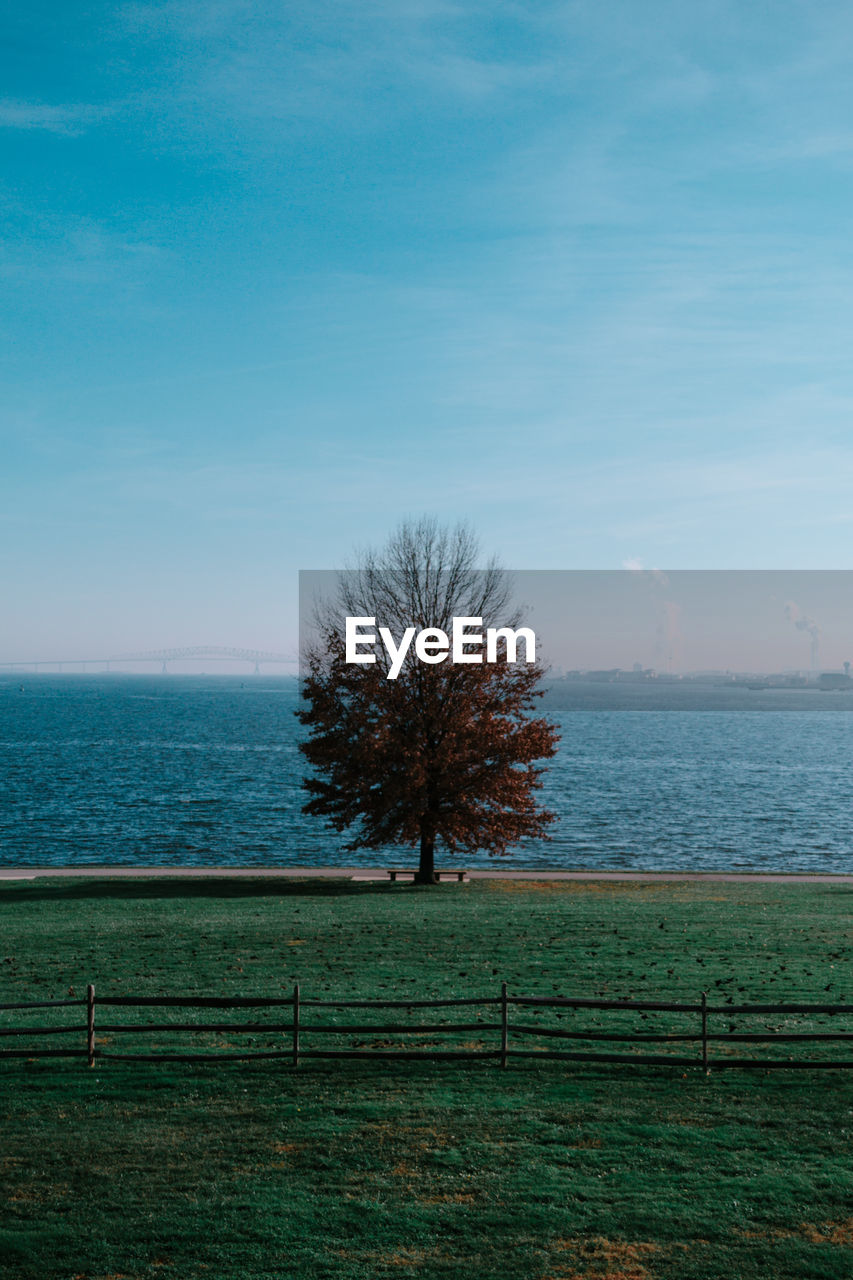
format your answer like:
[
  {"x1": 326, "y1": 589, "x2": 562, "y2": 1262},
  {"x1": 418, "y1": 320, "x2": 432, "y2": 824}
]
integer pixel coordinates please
[
  {"x1": 0, "y1": 99, "x2": 112, "y2": 134},
  {"x1": 0, "y1": 214, "x2": 168, "y2": 296},
  {"x1": 115, "y1": 0, "x2": 557, "y2": 134}
]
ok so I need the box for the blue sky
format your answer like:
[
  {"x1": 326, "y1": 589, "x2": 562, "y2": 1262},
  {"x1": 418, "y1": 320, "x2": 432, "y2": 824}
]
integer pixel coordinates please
[{"x1": 5, "y1": 1, "x2": 853, "y2": 660}]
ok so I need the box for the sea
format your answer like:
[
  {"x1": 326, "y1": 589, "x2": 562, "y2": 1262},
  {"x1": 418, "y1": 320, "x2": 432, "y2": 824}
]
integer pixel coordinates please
[{"x1": 1, "y1": 674, "x2": 852, "y2": 873}]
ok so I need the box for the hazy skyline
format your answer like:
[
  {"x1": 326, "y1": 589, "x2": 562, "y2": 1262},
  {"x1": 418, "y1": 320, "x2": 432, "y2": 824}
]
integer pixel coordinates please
[
  {"x1": 299, "y1": 570, "x2": 853, "y2": 677},
  {"x1": 6, "y1": 3, "x2": 853, "y2": 660}
]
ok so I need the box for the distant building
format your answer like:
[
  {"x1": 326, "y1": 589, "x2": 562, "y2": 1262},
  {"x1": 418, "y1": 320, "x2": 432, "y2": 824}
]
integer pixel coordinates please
[
  {"x1": 818, "y1": 672, "x2": 853, "y2": 690},
  {"x1": 583, "y1": 668, "x2": 658, "y2": 683}
]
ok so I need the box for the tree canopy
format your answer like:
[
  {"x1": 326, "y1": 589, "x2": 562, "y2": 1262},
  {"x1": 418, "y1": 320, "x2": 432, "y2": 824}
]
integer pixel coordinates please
[{"x1": 297, "y1": 519, "x2": 559, "y2": 883}]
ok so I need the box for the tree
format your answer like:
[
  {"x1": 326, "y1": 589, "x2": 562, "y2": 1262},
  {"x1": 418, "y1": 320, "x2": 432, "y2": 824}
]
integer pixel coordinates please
[{"x1": 296, "y1": 519, "x2": 559, "y2": 883}]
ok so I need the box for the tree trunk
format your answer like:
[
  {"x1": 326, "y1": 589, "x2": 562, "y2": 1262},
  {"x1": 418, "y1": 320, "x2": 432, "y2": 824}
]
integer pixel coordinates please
[{"x1": 416, "y1": 820, "x2": 438, "y2": 884}]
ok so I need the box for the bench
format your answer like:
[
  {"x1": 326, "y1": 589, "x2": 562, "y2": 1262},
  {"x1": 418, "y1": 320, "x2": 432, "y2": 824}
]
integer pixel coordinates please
[{"x1": 386, "y1": 868, "x2": 468, "y2": 882}]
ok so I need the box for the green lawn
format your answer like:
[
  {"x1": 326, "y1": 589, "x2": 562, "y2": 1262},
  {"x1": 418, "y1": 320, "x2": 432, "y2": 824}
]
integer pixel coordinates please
[{"x1": 0, "y1": 876, "x2": 851, "y2": 1280}]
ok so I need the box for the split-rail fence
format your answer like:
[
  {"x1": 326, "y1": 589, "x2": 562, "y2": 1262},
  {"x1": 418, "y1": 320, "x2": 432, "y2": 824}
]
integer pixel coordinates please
[{"x1": 1, "y1": 984, "x2": 851, "y2": 1072}]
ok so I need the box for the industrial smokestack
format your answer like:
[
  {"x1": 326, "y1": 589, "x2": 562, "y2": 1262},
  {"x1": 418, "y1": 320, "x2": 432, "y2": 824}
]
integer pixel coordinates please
[{"x1": 784, "y1": 601, "x2": 821, "y2": 672}]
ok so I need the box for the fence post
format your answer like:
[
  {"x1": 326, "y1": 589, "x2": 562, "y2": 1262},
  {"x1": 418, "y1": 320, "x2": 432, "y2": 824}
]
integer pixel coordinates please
[
  {"x1": 293, "y1": 983, "x2": 300, "y2": 1070},
  {"x1": 86, "y1": 984, "x2": 95, "y2": 1067},
  {"x1": 701, "y1": 991, "x2": 709, "y2": 1075},
  {"x1": 500, "y1": 982, "x2": 508, "y2": 1069}
]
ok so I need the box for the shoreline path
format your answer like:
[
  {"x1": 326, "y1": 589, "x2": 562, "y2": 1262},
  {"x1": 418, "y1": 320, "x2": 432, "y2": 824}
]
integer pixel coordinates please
[{"x1": 0, "y1": 867, "x2": 851, "y2": 883}]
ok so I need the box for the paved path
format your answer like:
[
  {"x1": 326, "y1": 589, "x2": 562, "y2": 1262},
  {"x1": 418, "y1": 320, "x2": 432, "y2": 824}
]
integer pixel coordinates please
[{"x1": 0, "y1": 866, "x2": 850, "y2": 883}]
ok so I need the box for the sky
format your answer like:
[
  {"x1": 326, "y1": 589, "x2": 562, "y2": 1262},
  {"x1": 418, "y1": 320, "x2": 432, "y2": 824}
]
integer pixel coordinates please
[{"x1": 5, "y1": 1, "x2": 853, "y2": 661}]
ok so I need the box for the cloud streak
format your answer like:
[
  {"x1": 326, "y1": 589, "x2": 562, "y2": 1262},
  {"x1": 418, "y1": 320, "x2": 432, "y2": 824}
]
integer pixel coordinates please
[{"x1": 0, "y1": 99, "x2": 112, "y2": 134}]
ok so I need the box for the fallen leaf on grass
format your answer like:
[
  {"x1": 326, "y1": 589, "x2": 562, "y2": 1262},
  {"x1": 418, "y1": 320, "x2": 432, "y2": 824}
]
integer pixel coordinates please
[
  {"x1": 801, "y1": 1218, "x2": 853, "y2": 1245},
  {"x1": 540, "y1": 1237, "x2": 660, "y2": 1280}
]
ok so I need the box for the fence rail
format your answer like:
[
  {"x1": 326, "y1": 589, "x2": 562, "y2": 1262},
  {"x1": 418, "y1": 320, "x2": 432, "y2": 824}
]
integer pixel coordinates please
[{"x1": 1, "y1": 983, "x2": 850, "y2": 1071}]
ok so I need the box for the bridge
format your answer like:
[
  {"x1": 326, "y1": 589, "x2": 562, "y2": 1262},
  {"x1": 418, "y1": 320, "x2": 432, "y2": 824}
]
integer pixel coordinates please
[{"x1": 0, "y1": 646, "x2": 296, "y2": 674}]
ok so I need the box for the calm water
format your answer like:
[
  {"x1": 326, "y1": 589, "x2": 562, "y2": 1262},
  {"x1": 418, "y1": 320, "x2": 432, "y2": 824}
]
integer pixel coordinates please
[{"x1": 1, "y1": 675, "x2": 852, "y2": 872}]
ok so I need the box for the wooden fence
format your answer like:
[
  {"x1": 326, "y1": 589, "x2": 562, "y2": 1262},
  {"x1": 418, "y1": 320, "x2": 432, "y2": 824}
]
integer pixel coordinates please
[{"x1": 1, "y1": 984, "x2": 851, "y2": 1071}]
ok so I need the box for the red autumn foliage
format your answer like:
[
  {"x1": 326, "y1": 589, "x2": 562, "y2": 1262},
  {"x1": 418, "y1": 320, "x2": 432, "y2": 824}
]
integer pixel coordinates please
[{"x1": 296, "y1": 521, "x2": 559, "y2": 884}]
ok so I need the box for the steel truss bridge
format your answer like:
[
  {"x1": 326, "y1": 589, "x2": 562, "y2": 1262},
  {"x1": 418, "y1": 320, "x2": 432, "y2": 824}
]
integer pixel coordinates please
[{"x1": 0, "y1": 646, "x2": 295, "y2": 674}]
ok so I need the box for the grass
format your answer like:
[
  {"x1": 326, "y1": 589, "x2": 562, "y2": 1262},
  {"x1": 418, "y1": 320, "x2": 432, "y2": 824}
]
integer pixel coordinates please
[{"x1": 0, "y1": 875, "x2": 851, "y2": 1279}]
